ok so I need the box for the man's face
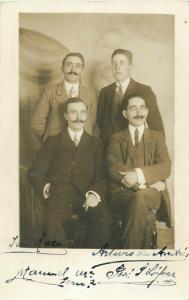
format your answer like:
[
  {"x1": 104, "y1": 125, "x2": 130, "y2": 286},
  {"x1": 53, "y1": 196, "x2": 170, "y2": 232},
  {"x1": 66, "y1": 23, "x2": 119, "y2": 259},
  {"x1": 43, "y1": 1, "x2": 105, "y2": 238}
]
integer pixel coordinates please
[
  {"x1": 64, "y1": 101, "x2": 87, "y2": 131},
  {"x1": 62, "y1": 56, "x2": 84, "y2": 84},
  {"x1": 111, "y1": 53, "x2": 132, "y2": 83},
  {"x1": 122, "y1": 97, "x2": 148, "y2": 127}
]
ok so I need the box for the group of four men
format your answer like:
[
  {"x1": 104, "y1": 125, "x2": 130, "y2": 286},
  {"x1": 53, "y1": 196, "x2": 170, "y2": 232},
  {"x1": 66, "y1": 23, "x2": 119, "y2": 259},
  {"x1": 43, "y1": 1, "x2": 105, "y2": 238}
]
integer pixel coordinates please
[{"x1": 28, "y1": 49, "x2": 171, "y2": 249}]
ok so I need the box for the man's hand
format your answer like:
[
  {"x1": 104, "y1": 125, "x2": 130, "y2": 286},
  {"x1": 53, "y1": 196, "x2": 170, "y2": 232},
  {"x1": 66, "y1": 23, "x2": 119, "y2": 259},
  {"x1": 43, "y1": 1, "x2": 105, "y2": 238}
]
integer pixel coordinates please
[
  {"x1": 119, "y1": 170, "x2": 138, "y2": 188},
  {"x1": 83, "y1": 194, "x2": 100, "y2": 211},
  {"x1": 43, "y1": 183, "x2": 51, "y2": 199},
  {"x1": 149, "y1": 181, "x2": 166, "y2": 191}
]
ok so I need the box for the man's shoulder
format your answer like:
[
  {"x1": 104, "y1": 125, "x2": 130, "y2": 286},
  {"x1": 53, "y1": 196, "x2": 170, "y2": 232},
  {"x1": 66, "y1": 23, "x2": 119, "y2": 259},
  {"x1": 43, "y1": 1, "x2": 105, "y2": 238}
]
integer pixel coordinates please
[
  {"x1": 129, "y1": 78, "x2": 151, "y2": 91},
  {"x1": 144, "y1": 128, "x2": 165, "y2": 141},
  {"x1": 84, "y1": 131, "x2": 106, "y2": 152},
  {"x1": 45, "y1": 132, "x2": 62, "y2": 143},
  {"x1": 110, "y1": 129, "x2": 129, "y2": 143},
  {"x1": 84, "y1": 130, "x2": 101, "y2": 143},
  {"x1": 100, "y1": 82, "x2": 116, "y2": 93},
  {"x1": 79, "y1": 84, "x2": 92, "y2": 101},
  {"x1": 42, "y1": 81, "x2": 64, "y2": 95}
]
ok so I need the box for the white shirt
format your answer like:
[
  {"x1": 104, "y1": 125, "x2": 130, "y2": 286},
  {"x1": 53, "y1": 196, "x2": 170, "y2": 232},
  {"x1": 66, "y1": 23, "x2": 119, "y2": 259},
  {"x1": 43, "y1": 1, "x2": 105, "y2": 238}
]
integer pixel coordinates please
[
  {"x1": 68, "y1": 127, "x2": 83, "y2": 143},
  {"x1": 116, "y1": 77, "x2": 130, "y2": 94},
  {"x1": 128, "y1": 123, "x2": 145, "y2": 146},
  {"x1": 64, "y1": 80, "x2": 79, "y2": 97}
]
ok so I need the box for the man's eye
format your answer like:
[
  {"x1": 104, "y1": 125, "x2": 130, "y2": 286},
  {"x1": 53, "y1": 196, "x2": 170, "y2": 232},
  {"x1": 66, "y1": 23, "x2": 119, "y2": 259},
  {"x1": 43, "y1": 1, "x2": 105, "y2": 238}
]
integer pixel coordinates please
[{"x1": 128, "y1": 106, "x2": 137, "y2": 111}]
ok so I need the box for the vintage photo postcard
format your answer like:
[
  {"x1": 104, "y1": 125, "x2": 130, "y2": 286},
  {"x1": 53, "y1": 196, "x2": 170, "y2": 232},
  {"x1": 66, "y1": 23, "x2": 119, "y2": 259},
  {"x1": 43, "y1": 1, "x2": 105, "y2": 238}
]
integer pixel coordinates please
[{"x1": 0, "y1": 0, "x2": 189, "y2": 299}]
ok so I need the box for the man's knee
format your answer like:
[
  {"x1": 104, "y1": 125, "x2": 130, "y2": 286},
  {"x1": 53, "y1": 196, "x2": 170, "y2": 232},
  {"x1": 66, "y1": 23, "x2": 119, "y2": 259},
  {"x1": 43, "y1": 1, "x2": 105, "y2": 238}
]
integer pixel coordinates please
[
  {"x1": 87, "y1": 205, "x2": 112, "y2": 226},
  {"x1": 132, "y1": 190, "x2": 148, "y2": 211}
]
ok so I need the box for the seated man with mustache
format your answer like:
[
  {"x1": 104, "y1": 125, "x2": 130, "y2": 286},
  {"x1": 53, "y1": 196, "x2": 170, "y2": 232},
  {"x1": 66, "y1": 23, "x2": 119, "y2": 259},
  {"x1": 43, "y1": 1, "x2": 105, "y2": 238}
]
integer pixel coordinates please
[
  {"x1": 28, "y1": 98, "x2": 111, "y2": 248},
  {"x1": 107, "y1": 94, "x2": 171, "y2": 249}
]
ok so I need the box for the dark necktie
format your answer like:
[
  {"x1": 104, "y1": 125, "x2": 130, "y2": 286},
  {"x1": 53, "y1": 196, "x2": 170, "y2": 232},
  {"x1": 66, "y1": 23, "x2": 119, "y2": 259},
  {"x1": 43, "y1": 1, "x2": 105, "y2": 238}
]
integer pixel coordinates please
[
  {"x1": 116, "y1": 84, "x2": 124, "y2": 106},
  {"x1": 135, "y1": 128, "x2": 139, "y2": 147}
]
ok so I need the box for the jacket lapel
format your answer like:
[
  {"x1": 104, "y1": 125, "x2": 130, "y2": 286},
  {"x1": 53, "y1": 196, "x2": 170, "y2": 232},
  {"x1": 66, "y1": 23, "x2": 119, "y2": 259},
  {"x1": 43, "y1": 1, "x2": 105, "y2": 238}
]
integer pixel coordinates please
[
  {"x1": 121, "y1": 128, "x2": 154, "y2": 168},
  {"x1": 121, "y1": 129, "x2": 136, "y2": 168},
  {"x1": 109, "y1": 83, "x2": 118, "y2": 129},
  {"x1": 79, "y1": 84, "x2": 88, "y2": 99},
  {"x1": 74, "y1": 130, "x2": 91, "y2": 157},
  {"x1": 60, "y1": 129, "x2": 76, "y2": 152},
  {"x1": 55, "y1": 81, "x2": 69, "y2": 103},
  {"x1": 143, "y1": 128, "x2": 154, "y2": 165},
  {"x1": 124, "y1": 78, "x2": 136, "y2": 98}
]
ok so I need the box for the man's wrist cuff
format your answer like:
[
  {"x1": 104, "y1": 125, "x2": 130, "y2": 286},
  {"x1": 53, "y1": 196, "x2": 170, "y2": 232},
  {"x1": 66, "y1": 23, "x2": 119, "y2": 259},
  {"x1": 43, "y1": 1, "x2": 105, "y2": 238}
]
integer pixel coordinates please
[{"x1": 85, "y1": 190, "x2": 101, "y2": 202}]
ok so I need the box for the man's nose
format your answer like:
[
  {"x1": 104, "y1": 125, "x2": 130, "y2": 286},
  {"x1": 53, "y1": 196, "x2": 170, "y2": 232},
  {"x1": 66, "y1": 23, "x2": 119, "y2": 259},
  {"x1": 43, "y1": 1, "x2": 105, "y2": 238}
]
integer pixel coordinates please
[
  {"x1": 135, "y1": 108, "x2": 141, "y2": 115},
  {"x1": 71, "y1": 64, "x2": 77, "y2": 72},
  {"x1": 115, "y1": 63, "x2": 121, "y2": 71}
]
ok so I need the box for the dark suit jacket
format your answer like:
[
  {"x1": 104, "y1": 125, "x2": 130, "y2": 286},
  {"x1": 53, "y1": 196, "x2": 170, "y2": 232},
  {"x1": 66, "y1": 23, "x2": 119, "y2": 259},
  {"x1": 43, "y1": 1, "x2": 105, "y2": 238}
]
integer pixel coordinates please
[
  {"x1": 107, "y1": 128, "x2": 171, "y2": 225},
  {"x1": 97, "y1": 78, "x2": 164, "y2": 145},
  {"x1": 32, "y1": 81, "x2": 96, "y2": 141},
  {"x1": 28, "y1": 130, "x2": 107, "y2": 201}
]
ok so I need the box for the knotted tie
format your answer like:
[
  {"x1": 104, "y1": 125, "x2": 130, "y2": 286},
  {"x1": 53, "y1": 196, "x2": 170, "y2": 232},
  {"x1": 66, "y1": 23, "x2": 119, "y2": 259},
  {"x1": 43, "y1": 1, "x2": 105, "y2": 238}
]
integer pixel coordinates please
[
  {"x1": 69, "y1": 86, "x2": 75, "y2": 98},
  {"x1": 135, "y1": 128, "x2": 139, "y2": 147},
  {"x1": 116, "y1": 84, "x2": 124, "y2": 106},
  {"x1": 73, "y1": 134, "x2": 79, "y2": 146}
]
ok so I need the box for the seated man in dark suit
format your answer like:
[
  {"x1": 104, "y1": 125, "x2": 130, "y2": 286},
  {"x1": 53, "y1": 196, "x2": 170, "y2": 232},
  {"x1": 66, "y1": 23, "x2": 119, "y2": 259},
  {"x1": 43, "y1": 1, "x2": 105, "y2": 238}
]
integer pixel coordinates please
[
  {"x1": 28, "y1": 97, "x2": 111, "y2": 248},
  {"x1": 107, "y1": 94, "x2": 171, "y2": 249},
  {"x1": 97, "y1": 49, "x2": 164, "y2": 147}
]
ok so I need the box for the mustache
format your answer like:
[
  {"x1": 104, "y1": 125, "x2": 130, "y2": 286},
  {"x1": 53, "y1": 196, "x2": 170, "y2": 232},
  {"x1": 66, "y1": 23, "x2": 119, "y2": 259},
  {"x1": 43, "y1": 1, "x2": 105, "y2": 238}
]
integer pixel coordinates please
[
  {"x1": 133, "y1": 115, "x2": 145, "y2": 119},
  {"x1": 67, "y1": 71, "x2": 79, "y2": 75},
  {"x1": 72, "y1": 120, "x2": 85, "y2": 123}
]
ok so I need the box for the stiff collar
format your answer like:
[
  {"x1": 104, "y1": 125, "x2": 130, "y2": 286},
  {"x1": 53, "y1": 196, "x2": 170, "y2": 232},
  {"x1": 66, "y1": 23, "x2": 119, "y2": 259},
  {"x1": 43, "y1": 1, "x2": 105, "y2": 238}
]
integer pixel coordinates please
[
  {"x1": 116, "y1": 77, "x2": 131, "y2": 93},
  {"x1": 128, "y1": 123, "x2": 145, "y2": 146},
  {"x1": 67, "y1": 127, "x2": 83, "y2": 141}
]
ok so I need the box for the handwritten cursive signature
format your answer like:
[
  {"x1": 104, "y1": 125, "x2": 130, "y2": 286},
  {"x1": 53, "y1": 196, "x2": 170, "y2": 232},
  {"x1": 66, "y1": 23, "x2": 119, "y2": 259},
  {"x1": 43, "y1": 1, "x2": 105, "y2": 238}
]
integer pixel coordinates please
[
  {"x1": 5, "y1": 259, "x2": 176, "y2": 289},
  {"x1": 92, "y1": 260, "x2": 176, "y2": 288},
  {"x1": 1, "y1": 234, "x2": 68, "y2": 255},
  {"x1": 92, "y1": 244, "x2": 189, "y2": 259},
  {"x1": 6, "y1": 265, "x2": 97, "y2": 289}
]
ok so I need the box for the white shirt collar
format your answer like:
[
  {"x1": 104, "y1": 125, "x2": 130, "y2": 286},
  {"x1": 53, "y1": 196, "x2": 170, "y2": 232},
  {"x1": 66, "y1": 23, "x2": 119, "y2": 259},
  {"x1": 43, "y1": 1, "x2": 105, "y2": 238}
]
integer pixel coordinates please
[
  {"x1": 116, "y1": 77, "x2": 130, "y2": 94},
  {"x1": 128, "y1": 123, "x2": 145, "y2": 146},
  {"x1": 68, "y1": 127, "x2": 83, "y2": 141},
  {"x1": 64, "y1": 80, "x2": 80, "y2": 97}
]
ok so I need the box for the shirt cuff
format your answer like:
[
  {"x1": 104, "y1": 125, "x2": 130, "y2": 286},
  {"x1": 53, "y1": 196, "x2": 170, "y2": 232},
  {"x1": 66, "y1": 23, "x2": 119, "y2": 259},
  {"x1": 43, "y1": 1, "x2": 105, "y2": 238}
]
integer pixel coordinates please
[
  {"x1": 85, "y1": 191, "x2": 101, "y2": 202},
  {"x1": 135, "y1": 168, "x2": 146, "y2": 189},
  {"x1": 43, "y1": 182, "x2": 51, "y2": 199}
]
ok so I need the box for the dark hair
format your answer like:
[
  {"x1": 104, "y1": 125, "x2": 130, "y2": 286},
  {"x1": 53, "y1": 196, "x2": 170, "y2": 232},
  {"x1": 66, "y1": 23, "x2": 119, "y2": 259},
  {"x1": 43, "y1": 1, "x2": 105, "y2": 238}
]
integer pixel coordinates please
[
  {"x1": 111, "y1": 49, "x2": 133, "y2": 64},
  {"x1": 64, "y1": 97, "x2": 88, "y2": 113},
  {"x1": 122, "y1": 94, "x2": 147, "y2": 110},
  {"x1": 62, "y1": 52, "x2": 85, "y2": 67}
]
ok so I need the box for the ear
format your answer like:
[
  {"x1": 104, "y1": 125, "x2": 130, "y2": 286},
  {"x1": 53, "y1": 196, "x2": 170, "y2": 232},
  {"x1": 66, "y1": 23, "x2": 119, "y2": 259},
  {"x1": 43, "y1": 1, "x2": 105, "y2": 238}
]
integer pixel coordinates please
[
  {"x1": 64, "y1": 113, "x2": 68, "y2": 121},
  {"x1": 146, "y1": 108, "x2": 149, "y2": 118},
  {"x1": 122, "y1": 110, "x2": 128, "y2": 119},
  {"x1": 129, "y1": 64, "x2": 133, "y2": 74}
]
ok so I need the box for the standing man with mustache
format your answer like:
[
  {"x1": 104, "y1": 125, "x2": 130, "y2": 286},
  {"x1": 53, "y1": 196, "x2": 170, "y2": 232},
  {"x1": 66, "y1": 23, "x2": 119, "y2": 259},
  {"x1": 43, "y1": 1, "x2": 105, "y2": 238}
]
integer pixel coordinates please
[
  {"x1": 107, "y1": 94, "x2": 171, "y2": 249},
  {"x1": 97, "y1": 49, "x2": 164, "y2": 147},
  {"x1": 28, "y1": 98, "x2": 111, "y2": 248},
  {"x1": 32, "y1": 52, "x2": 95, "y2": 142}
]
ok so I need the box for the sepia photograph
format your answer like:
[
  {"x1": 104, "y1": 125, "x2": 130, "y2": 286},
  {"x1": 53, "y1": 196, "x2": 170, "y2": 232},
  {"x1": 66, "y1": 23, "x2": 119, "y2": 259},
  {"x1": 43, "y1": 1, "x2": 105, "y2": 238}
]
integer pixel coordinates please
[
  {"x1": 1, "y1": 1, "x2": 189, "y2": 299},
  {"x1": 19, "y1": 13, "x2": 174, "y2": 249}
]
